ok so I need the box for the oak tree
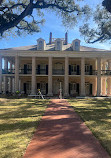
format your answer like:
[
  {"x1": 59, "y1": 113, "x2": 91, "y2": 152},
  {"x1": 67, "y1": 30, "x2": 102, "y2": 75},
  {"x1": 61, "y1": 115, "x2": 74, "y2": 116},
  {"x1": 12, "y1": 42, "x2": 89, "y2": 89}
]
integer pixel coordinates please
[{"x1": 0, "y1": 0, "x2": 89, "y2": 37}]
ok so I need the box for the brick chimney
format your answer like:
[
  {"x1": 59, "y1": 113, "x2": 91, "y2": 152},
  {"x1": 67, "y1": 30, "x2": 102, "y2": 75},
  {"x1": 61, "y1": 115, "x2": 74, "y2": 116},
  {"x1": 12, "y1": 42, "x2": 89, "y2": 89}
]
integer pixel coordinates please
[
  {"x1": 49, "y1": 32, "x2": 52, "y2": 44},
  {"x1": 65, "y1": 32, "x2": 68, "y2": 45}
]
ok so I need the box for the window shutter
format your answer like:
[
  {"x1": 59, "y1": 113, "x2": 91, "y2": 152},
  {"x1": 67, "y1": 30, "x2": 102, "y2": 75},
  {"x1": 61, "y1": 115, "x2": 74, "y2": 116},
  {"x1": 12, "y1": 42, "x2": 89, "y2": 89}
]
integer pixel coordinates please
[
  {"x1": 37, "y1": 65, "x2": 40, "y2": 74},
  {"x1": 46, "y1": 83, "x2": 48, "y2": 94},
  {"x1": 69, "y1": 65, "x2": 71, "y2": 75},
  {"x1": 69, "y1": 83, "x2": 71, "y2": 95},
  {"x1": 46, "y1": 65, "x2": 48, "y2": 75},
  {"x1": 90, "y1": 65, "x2": 93, "y2": 75},
  {"x1": 76, "y1": 83, "x2": 79, "y2": 95},
  {"x1": 24, "y1": 65, "x2": 27, "y2": 74},
  {"x1": 90, "y1": 84, "x2": 92, "y2": 95},
  {"x1": 77, "y1": 65, "x2": 80, "y2": 75}
]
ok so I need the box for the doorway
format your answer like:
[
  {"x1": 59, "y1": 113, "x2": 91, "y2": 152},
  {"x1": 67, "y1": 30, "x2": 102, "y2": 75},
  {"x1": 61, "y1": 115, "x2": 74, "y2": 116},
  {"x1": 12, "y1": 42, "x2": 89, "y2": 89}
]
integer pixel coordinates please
[{"x1": 23, "y1": 82, "x2": 31, "y2": 94}]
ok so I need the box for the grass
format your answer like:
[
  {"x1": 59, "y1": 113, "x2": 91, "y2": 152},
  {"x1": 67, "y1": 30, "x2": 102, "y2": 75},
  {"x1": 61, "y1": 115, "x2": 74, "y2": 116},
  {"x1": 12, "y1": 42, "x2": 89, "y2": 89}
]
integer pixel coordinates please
[
  {"x1": 69, "y1": 98, "x2": 111, "y2": 157},
  {"x1": 0, "y1": 98, "x2": 49, "y2": 158}
]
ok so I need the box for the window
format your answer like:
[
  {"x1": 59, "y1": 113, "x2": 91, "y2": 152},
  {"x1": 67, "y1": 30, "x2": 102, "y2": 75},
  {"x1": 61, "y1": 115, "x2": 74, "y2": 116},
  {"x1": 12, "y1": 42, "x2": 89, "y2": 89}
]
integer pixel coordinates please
[
  {"x1": 40, "y1": 64, "x2": 46, "y2": 70},
  {"x1": 57, "y1": 41, "x2": 60, "y2": 50},
  {"x1": 75, "y1": 41, "x2": 79, "y2": 51},
  {"x1": 70, "y1": 83, "x2": 77, "y2": 94},
  {"x1": 71, "y1": 65, "x2": 77, "y2": 72},
  {"x1": 38, "y1": 41, "x2": 43, "y2": 50},
  {"x1": 85, "y1": 64, "x2": 90, "y2": 72}
]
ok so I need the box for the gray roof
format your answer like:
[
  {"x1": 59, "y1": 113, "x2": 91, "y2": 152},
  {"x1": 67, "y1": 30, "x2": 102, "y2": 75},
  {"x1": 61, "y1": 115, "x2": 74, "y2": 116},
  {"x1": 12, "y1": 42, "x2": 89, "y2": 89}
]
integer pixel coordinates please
[{"x1": 0, "y1": 43, "x2": 108, "y2": 51}]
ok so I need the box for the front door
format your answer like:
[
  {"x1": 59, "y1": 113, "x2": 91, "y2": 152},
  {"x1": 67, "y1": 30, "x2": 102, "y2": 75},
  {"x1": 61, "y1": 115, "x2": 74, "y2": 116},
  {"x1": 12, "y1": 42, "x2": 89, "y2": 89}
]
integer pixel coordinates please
[{"x1": 24, "y1": 82, "x2": 31, "y2": 94}]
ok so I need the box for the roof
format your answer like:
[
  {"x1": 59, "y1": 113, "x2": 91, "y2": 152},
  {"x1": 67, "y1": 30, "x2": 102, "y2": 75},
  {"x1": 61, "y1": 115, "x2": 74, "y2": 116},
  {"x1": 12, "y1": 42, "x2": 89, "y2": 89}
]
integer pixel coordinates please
[{"x1": 0, "y1": 43, "x2": 108, "y2": 51}]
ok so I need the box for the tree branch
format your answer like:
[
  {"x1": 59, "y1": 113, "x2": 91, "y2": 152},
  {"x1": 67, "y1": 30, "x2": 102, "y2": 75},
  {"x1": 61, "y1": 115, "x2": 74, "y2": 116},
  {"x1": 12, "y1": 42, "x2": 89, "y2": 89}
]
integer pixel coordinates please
[
  {"x1": 0, "y1": 3, "x2": 26, "y2": 11},
  {"x1": 0, "y1": 0, "x2": 84, "y2": 36}
]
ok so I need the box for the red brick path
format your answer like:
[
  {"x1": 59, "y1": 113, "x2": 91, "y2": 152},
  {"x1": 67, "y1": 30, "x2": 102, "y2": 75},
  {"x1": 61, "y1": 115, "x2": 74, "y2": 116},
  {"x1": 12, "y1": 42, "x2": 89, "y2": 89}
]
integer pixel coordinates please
[{"x1": 23, "y1": 99, "x2": 110, "y2": 158}]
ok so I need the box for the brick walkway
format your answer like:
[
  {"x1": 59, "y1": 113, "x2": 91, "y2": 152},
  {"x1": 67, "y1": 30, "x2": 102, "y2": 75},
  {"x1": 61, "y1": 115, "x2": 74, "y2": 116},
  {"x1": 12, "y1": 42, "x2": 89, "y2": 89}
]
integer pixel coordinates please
[{"x1": 23, "y1": 99, "x2": 110, "y2": 158}]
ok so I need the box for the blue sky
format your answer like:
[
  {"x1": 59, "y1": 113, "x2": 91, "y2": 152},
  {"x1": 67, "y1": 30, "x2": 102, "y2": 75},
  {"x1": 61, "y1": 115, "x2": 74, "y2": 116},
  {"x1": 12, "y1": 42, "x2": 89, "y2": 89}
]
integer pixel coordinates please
[{"x1": 0, "y1": 0, "x2": 110, "y2": 50}]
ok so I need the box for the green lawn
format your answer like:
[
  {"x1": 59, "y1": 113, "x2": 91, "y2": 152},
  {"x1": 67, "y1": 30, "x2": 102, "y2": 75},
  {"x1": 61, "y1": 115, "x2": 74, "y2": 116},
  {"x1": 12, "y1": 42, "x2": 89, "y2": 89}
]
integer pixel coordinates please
[
  {"x1": 0, "y1": 98, "x2": 48, "y2": 158},
  {"x1": 69, "y1": 98, "x2": 111, "y2": 157}
]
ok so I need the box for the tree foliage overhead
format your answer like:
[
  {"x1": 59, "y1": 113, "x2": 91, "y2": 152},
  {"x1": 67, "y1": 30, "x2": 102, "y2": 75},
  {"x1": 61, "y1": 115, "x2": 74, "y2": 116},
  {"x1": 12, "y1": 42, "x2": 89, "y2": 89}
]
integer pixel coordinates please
[
  {"x1": 0, "y1": 0, "x2": 90, "y2": 37},
  {"x1": 102, "y1": 0, "x2": 111, "y2": 13},
  {"x1": 80, "y1": 0, "x2": 111, "y2": 43}
]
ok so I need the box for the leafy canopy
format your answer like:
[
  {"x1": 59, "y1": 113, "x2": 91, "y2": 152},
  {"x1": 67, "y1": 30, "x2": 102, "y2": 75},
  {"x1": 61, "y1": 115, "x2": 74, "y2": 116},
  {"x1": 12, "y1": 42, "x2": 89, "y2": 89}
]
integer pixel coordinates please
[
  {"x1": 0, "y1": 0, "x2": 90, "y2": 37},
  {"x1": 80, "y1": 0, "x2": 111, "y2": 43}
]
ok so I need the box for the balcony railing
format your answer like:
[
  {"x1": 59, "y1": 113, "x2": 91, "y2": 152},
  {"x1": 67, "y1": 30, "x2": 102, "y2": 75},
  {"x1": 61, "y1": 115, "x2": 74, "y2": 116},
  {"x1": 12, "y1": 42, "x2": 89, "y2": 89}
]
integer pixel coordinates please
[
  {"x1": 69, "y1": 71, "x2": 80, "y2": 75},
  {"x1": 53, "y1": 69, "x2": 64, "y2": 75},
  {"x1": 101, "y1": 70, "x2": 111, "y2": 75},
  {"x1": 36, "y1": 69, "x2": 48, "y2": 75},
  {"x1": 85, "y1": 70, "x2": 97, "y2": 75},
  {"x1": 19, "y1": 69, "x2": 32, "y2": 74},
  {"x1": 2, "y1": 69, "x2": 15, "y2": 74}
]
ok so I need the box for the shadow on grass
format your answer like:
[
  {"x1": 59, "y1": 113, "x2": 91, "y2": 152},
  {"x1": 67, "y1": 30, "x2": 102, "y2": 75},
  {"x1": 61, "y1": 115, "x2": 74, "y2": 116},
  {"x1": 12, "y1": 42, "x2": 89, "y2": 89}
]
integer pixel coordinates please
[
  {"x1": 69, "y1": 98, "x2": 111, "y2": 156},
  {"x1": 0, "y1": 99, "x2": 48, "y2": 131}
]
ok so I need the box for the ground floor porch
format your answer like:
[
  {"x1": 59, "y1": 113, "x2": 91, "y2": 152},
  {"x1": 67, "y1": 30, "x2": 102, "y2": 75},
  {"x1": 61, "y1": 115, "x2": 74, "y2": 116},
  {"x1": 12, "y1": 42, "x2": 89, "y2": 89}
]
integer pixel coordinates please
[{"x1": 1, "y1": 76, "x2": 111, "y2": 97}]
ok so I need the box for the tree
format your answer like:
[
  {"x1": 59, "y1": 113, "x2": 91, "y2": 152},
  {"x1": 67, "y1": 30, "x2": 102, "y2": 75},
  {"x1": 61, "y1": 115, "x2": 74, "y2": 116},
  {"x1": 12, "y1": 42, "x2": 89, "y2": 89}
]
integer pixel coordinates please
[
  {"x1": 0, "y1": 0, "x2": 90, "y2": 37},
  {"x1": 102, "y1": 0, "x2": 111, "y2": 13},
  {"x1": 79, "y1": 1, "x2": 111, "y2": 43}
]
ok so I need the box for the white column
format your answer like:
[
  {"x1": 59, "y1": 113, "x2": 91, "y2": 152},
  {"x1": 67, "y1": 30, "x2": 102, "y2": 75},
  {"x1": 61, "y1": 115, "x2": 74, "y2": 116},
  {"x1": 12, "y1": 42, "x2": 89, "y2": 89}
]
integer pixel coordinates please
[
  {"x1": 31, "y1": 57, "x2": 36, "y2": 94},
  {"x1": 107, "y1": 60, "x2": 111, "y2": 96},
  {"x1": 3, "y1": 58, "x2": 8, "y2": 94},
  {"x1": 97, "y1": 58, "x2": 101, "y2": 96},
  {"x1": 80, "y1": 58, "x2": 85, "y2": 96},
  {"x1": 12, "y1": 78, "x2": 15, "y2": 93},
  {"x1": 9, "y1": 61, "x2": 12, "y2": 93},
  {"x1": 102, "y1": 62, "x2": 106, "y2": 96},
  {"x1": 64, "y1": 57, "x2": 69, "y2": 96},
  {"x1": 15, "y1": 56, "x2": 19, "y2": 92},
  {"x1": 48, "y1": 57, "x2": 53, "y2": 96},
  {"x1": 0, "y1": 56, "x2": 2, "y2": 93},
  {"x1": 9, "y1": 77, "x2": 12, "y2": 93}
]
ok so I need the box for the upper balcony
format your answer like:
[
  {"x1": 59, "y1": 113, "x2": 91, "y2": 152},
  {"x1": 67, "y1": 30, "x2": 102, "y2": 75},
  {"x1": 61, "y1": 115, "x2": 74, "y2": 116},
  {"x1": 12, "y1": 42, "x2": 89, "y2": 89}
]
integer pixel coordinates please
[
  {"x1": 36, "y1": 69, "x2": 48, "y2": 75},
  {"x1": 53, "y1": 69, "x2": 64, "y2": 75},
  {"x1": 19, "y1": 69, "x2": 32, "y2": 74},
  {"x1": 2, "y1": 69, "x2": 15, "y2": 74},
  {"x1": 69, "y1": 71, "x2": 80, "y2": 75},
  {"x1": 2, "y1": 68, "x2": 111, "y2": 76},
  {"x1": 101, "y1": 70, "x2": 111, "y2": 75},
  {"x1": 85, "y1": 70, "x2": 97, "y2": 75}
]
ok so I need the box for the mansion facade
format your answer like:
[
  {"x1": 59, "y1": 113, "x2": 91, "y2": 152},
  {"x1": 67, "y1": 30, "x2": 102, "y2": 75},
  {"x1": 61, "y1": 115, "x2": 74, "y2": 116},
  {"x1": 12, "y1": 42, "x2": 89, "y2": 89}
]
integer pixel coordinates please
[{"x1": 0, "y1": 32, "x2": 111, "y2": 97}]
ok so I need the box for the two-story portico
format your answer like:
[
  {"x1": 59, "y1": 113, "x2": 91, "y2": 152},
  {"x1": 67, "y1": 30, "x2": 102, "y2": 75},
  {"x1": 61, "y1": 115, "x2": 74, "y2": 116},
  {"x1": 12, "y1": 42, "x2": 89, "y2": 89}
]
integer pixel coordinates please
[{"x1": 0, "y1": 33, "x2": 111, "y2": 97}]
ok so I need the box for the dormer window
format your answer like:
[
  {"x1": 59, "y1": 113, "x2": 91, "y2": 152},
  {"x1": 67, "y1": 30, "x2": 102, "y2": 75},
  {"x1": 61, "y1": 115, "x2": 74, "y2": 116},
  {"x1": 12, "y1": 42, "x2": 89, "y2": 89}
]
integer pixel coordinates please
[
  {"x1": 38, "y1": 41, "x2": 43, "y2": 50},
  {"x1": 55, "y1": 38, "x2": 63, "y2": 51},
  {"x1": 75, "y1": 41, "x2": 79, "y2": 51},
  {"x1": 72, "y1": 39, "x2": 80, "y2": 51},
  {"x1": 57, "y1": 41, "x2": 61, "y2": 50},
  {"x1": 37, "y1": 38, "x2": 46, "y2": 50}
]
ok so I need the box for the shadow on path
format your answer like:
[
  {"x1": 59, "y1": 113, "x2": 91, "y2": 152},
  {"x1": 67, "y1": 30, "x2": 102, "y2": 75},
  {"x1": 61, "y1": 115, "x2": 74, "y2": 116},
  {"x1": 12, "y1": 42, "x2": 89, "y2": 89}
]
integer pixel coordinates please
[{"x1": 24, "y1": 99, "x2": 110, "y2": 158}]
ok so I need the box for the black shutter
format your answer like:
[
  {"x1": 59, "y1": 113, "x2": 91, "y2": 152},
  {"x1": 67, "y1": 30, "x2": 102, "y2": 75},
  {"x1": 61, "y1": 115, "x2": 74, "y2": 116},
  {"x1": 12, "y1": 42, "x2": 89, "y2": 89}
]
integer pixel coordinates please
[
  {"x1": 24, "y1": 83, "x2": 27, "y2": 94},
  {"x1": 90, "y1": 65, "x2": 92, "y2": 75},
  {"x1": 69, "y1": 83, "x2": 71, "y2": 95},
  {"x1": 76, "y1": 83, "x2": 79, "y2": 95},
  {"x1": 90, "y1": 84, "x2": 92, "y2": 95},
  {"x1": 24, "y1": 65, "x2": 27, "y2": 74},
  {"x1": 46, "y1": 65, "x2": 48, "y2": 75},
  {"x1": 46, "y1": 83, "x2": 48, "y2": 94},
  {"x1": 77, "y1": 65, "x2": 80, "y2": 75},
  {"x1": 37, "y1": 65, "x2": 40, "y2": 74},
  {"x1": 37, "y1": 83, "x2": 40, "y2": 89},
  {"x1": 69, "y1": 65, "x2": 71, "y2": 75}
]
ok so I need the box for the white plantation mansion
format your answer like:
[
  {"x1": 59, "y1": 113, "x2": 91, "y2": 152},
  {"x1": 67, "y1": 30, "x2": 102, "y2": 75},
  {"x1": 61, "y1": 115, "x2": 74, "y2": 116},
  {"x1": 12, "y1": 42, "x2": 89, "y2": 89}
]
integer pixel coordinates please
[{"x1": 0, "y1": 32, "x2": 111, "y2": 97}]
